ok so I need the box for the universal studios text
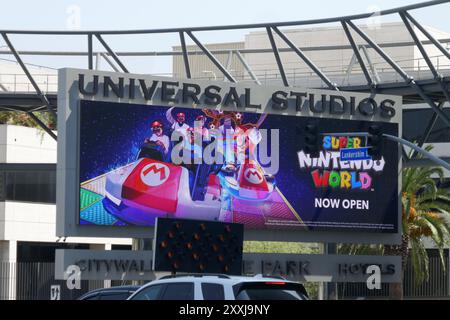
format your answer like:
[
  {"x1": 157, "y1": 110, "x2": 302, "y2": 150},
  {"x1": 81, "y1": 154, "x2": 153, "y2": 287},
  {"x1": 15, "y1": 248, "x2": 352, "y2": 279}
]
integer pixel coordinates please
[{"x1": 77, "y1": 74, "x2": 397, "y2": 118}]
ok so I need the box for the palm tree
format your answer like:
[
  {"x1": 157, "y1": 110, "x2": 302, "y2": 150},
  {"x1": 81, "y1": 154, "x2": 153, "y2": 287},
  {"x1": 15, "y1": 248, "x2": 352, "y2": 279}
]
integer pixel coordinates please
[{"x1": 339, "y1": 145, "x2": 450, "y2": 299}]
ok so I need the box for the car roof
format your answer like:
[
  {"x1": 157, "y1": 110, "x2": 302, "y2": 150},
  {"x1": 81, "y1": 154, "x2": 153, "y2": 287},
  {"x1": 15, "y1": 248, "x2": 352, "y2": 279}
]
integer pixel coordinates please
[
  {"x1": 79, "y1": 285, "x2": 141, "y2": 298},
  {"x1": 139, "y1": 274, "x2": 301, "y2": 287}
]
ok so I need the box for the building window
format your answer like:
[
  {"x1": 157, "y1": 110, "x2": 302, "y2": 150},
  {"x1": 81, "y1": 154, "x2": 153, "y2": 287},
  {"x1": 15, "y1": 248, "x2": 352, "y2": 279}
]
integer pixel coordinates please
[
  {"x1": 403, "y1": 108, "x2": 450, "y2": 143},
  {"x1": 0, "y1": 164, "x2": 56, "y2": 204}
]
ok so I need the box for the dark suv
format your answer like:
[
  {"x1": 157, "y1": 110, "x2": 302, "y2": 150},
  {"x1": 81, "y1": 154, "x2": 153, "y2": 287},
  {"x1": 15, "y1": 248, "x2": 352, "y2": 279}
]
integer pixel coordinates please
[{"x1": 78, "y1": 285, "x2": 141, "y2": 300}]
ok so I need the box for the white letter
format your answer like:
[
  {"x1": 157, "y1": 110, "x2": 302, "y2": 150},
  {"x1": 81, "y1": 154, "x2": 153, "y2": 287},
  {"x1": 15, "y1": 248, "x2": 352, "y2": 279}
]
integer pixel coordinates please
[
  {"x1": 66, "y1": 5, "x2": 81, "y2": 30},
  {"x1": 366, "y1": 265, "x2": 381, "y2": 290},
  {"x1": 65, "y1": 265, "x2": 81, "y2": 290}
]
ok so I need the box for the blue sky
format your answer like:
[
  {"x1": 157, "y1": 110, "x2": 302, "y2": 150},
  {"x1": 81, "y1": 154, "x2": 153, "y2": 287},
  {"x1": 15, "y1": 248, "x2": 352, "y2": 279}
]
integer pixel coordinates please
[{"x1": 0, "y1": 0, "x2": 448, "y2": 73}]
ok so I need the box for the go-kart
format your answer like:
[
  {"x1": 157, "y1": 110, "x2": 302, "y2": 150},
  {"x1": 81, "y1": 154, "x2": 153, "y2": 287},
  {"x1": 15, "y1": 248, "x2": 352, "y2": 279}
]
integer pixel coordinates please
[{"x1": 103, "y1": 140, "x2": 276, "y2": 226}]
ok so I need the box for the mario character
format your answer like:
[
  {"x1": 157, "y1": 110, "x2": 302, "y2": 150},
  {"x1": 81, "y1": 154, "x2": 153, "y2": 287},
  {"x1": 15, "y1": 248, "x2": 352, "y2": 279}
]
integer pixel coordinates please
[
  {"x1": 166, "y1": 107, "x2": 190, "y2": 137},
  {"x1": 144, "y1": 120, "x2": 170, "y2": 155},
  {"x1": 166, "y1": 107, "x2": 191, "y2": 151}
]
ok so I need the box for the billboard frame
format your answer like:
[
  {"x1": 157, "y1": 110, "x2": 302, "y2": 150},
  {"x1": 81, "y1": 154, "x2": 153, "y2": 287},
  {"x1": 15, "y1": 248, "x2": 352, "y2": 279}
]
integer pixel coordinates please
[{"x1": 57, "y1": 68, "x2": 402, "y2": 244}]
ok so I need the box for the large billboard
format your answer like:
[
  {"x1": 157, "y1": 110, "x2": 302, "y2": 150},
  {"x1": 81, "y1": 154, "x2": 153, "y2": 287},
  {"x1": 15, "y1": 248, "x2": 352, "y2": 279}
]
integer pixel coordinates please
[
  {"x1": 57, "y1": 69, "x2": 402, "y2": 243},
  {"x1": 79, "y1": 100, "x2": 398, "y2": 233}
]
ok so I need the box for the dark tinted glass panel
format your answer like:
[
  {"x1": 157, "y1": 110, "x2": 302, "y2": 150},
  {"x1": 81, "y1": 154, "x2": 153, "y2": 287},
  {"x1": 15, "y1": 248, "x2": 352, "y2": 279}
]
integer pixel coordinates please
[
  {"x1": 131, "y1": 285, "x2": 164, "y2": 300},
  {"x1": 403, "y1": 108, "x2": 450, "y2": 143},
  {"x1": 201, "y1": 283, "x2": 225, "y2": 300},
  {"x1": 0, "y1": 172, "x2": 5, "y2": 201},
  {"x1": 235, "y1": 289, "x2": 304, "y2": 300},
  {"x1": 161, "y1": 283, "x2": 194, "y2": 300},
  {"x1": 2, "y1": 167, "x2": 56, "y2": 203},
  {"x1": 99, "y1": 292, "x2": 130, "y2": 300}
]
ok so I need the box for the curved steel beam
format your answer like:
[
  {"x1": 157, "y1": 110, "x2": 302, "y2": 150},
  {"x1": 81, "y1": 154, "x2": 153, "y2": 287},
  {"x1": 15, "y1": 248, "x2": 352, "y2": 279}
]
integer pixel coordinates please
[{"x1": 0, "y1": 0, "x2": 446, "y2": 35}]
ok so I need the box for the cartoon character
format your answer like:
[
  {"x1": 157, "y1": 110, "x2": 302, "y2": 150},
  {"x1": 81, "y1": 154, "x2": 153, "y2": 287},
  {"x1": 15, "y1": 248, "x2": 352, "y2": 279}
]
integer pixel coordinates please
[
  {"x1": 144, "y1": 120, "x2": 170, "y2": 155},
  {"x1": 166, "y1": 107, "x2": 190, "y2": 138},
  {"x1": 102, "y1": 109, "x2": 275, "y2": 226}
]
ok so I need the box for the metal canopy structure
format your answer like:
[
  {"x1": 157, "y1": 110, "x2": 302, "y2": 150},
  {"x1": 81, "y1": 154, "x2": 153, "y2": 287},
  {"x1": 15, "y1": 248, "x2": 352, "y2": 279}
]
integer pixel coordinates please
[{"x1": 0, "y1": 0, "x2": 449, "y2": 168}]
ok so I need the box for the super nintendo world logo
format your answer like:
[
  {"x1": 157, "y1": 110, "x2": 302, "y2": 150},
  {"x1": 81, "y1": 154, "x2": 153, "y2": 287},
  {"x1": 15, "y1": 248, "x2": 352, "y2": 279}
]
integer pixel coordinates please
[{"x1": 297, "y1": 136, "x2": 385, "y2": 190}]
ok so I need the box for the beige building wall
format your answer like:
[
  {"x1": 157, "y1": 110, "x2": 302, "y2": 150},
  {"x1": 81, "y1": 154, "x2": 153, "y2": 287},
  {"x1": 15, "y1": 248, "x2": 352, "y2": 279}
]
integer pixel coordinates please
[
  {"x1": 171, "y1": 22, "x2": 450, "y2": 87},
  {"x1": 172, "y1": 42, "x2": 245, "y2": 80}
]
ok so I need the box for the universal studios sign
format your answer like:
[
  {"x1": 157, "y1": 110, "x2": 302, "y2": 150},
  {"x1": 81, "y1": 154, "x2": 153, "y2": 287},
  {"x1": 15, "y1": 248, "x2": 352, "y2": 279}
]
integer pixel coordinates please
[
  {"x1": 75, "y1": 72, "x2": 398, "y2": 120},
  {"x1": 57, "y1": 68, "x2": 402, "y2": 245}
]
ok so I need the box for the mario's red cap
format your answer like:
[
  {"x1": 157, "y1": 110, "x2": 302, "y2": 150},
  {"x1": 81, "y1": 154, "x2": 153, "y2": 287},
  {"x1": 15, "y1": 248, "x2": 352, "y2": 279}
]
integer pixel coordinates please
[
  {"x1": 151, "y1": 121, "x2": 163, "y2": 128},
  {"x1": 176, "y1": 112, "x2": 185, "y2": 118}
]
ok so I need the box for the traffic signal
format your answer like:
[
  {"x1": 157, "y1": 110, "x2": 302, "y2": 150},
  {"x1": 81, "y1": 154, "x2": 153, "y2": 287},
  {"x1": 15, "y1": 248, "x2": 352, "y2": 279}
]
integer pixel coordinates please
[
  {"x1": 304, "y1": 123, "x2": 321, "y2": 158},
  {"x1": 368, "y1": 125, "x2": 383, "y2": 160}
]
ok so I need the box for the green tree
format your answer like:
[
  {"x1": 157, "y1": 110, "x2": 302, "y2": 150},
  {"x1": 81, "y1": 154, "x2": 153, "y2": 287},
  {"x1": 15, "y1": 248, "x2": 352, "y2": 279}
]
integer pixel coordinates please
[
  {"x1": 244, "y1": 241, "x2": 321, "y2": 299},
  {"x1": 339, "y1": 145, "x2": 450, "y2": 299},
  {"x1": 0, "y1": 111, "x2": 56, "y2": 129}
]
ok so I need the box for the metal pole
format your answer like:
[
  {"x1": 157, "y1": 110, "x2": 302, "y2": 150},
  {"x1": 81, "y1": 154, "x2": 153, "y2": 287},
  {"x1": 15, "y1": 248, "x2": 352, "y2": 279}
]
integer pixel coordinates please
[
  {"x1": 224, "y1": 50, "x2": 233, "y2": 82},
  {"x1": 95, "y1": 34, "x2": 129, "y2": 73},
  {"x1": 403, "y1": 11, "x2": 450, "y2": 61},
  {"x1": 88, "y1": 34, "x2": 93, "y2": 70},
  {"x1": 324, "y1": 131, "x2": 450, "y2": 170},
  {"x1": 346, "y1": 21, "x2": 450, "y2": 128},
  {"x1": 27, "y1": 112, "x2": 57, "y2": 141},
  {"x1": 273, "y1": 26, "x2": 338, "y2": 90},
  {"x1": 0, "y1": 1, "x2": 446, "y2": 35},
  {"x1": 1, "y1": 33, "x2": 56, "y2": 120},
  {"x1": 179, "y1": 31, "x2": 191, "y2": 79},
  {"x1": 400, "y1": 12, "x2": 450, "y2": 105},
  {"x1": 414, "y1": 102, "x2": 444, "y2": 154},
  {"x1": 185, "y1": 31, "x2": 236, "y2": 83},
  {"x1": 384, "y1": 133, "x2": 450, "y2": 171},
  {"x1": 266, "y1": 27, "x2": 289, "y2": 87},
  {"x1": 360, "y1": 46, "x2": 381, "y2": 83},
  {"x1": 341, "y1": 21, "x2": 374, "y2": 87},
  {"x1": 1, "y1": 33, "x2": 57, "y2": 141},
  {"x1": 235, "y1": 50, "x2": 261, "y2": 85},
  {"x1": 100, "y1": 53, "x2": 120, "y2": 72},
  {"x1": 95, "y1": 52, "x2": 101, "y2": 70}
]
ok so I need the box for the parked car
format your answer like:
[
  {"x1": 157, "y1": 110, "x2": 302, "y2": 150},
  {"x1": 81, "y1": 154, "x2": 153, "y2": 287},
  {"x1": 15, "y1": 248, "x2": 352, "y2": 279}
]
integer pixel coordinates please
[
  {"x1": 78, "y1": 285, "x2": 141, "y2": 300},
  {"x1": 127, "y1": 274, "x2": 308, "y2": 300}
]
